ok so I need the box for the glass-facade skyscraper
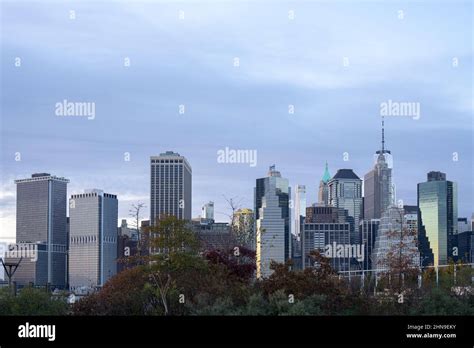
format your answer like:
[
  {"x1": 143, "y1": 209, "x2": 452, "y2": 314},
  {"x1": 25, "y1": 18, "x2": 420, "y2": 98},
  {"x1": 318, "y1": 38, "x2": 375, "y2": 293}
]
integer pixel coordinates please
[
  {"x1": 255, "y1": 165, "x2": 290, "y2": 278},
  {"x1": 372, "y1": 206, "x2": 420, "y2": 272},
  {"x1": 417, "y1": 171, "x2": 458, "y2": 267},
  {"x1": 150, "y1": 151, "x2": 192, "y2": 224}
]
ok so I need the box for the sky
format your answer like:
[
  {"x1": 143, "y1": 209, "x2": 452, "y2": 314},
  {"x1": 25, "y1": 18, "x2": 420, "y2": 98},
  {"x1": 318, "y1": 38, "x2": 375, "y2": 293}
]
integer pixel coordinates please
[{"x1": 0, "y1": 0, "x2": 473, "y2": 244}]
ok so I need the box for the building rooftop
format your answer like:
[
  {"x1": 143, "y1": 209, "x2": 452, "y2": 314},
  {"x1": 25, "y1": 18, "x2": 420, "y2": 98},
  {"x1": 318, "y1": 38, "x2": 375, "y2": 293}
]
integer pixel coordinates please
[{"x1": 331, "y1": 169, "x2": 360, "y2": 180}]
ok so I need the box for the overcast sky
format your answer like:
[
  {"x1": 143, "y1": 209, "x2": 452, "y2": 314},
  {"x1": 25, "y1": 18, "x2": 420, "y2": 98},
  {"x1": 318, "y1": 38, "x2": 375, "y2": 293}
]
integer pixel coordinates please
[{"x1": 1, "y1": 0, "x2": 472, "y2": 243}]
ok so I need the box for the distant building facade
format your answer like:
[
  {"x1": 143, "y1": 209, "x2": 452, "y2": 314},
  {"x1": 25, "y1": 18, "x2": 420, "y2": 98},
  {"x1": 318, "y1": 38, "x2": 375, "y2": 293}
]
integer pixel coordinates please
[
  {"x1": 201, "y1": 201, "x2": 215, "y2": 221},
  {"x1": 255, "y1": 166, "x2": 291, "y2": 278},
  {"x1": 302, "y1": 205, "x2": 354, "y2": 272},
  {"x1": 417, "y1": 171, "x2": 458, "y2": 267},
  {"x1": 294, "y1": 185, "x2": 306, "y2": 241},
  {"x1": 69, "y1": 189, "x2": 118, "y2": 289},
  {"x1": 150, "y1": 151, "x2": 192, "y2": 223},
  {"x1": 372, "y1": 206, "x2": 420, "y2": 272},
  {"x1": 328, "y1": 169, "x2": 363, "y2": 242},
  {"x1": 232, "y1": 208, "x2": 254, "y2": 249},
  {"x1": 12, "y1": 173, "x2": 69, "y2": 288},
  {"x1": 359, "y1": 219, "x2": 380, "y2": 270}
]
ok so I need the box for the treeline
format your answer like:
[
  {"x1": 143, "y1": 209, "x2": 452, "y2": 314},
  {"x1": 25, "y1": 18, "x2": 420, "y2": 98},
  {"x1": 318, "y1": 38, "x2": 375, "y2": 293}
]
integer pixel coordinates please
[{"x1": 1, "y1": 216, "x2": 473, "y2": 316}]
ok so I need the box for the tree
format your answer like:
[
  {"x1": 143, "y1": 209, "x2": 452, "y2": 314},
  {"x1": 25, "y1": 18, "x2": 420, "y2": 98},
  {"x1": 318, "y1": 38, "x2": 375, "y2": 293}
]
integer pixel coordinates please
[
  {"x1": 73, "y1": 266, "x2": 149, "y2": 315},
  {"x1": 129, "y1": 202, "x2": 146, "y2": 257},
  {"x1": 144, "y1": 215, "x2": 201, "y2": 315},
  {"x1": 375, "y1": 207, "x2": 420, "y2": 293},
  {"x1": 204, "y1": 246, "x2": 256, "y2": 282},
  {"x1": 0, "y1": 287, "x2": 68, "y2": 316}
]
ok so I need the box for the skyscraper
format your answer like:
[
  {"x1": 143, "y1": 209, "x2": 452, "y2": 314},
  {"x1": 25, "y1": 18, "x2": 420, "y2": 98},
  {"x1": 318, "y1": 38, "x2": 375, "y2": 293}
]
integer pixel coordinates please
[
  {"x1": 303, "y1": 205, "x2": 353, "y2": 271},
  {"x1": 372, "y1": 206, "x2": 420, "y2": 272},
  {"x1": 294, "y1": 184, "x2": 306, "y2": 241},
  {"x1": 318, "y1": 162, "x2": 331, "y2": 205},
  {"x1": 364, "y1": 116, "x2": 394, "y2": 220},
  {"x1": 255, "y1": 165, "x2": 291, "y2": 278},
  {"x1": 69, "y1": 189, "x2": 118, "y2": 289},
  {"x1": 150, "y1": 151, "x2": 192, "y2": 224},
  {"x1": 417, "y1": 171, "x2": 458, "y2": 267},
  {"x1": 201, "y1": 201, "x2": 214, "y2": 221},
  {"x1": 13, "y1": 173, "x2": 69, "y2": 287},
  {"x1": 328, "y1": 169, "x2": 363, "y2": 241}
]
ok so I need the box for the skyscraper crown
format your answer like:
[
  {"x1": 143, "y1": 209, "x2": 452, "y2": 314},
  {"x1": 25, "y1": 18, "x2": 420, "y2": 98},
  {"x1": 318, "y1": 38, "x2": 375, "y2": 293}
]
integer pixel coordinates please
[{"x1": 321, "y1": 161, "x2": 331, "y2": 183}]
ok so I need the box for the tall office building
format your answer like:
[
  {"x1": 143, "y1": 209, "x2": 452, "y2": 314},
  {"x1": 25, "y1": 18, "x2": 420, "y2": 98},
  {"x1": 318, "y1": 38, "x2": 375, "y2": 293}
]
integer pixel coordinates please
[
  {"x1": 364, "y1": 117, "x2": 394, "y2": 220},
  {"x1": 12, "y1": 173, "x2": 69, "y2": 288},
  {"x1": 417, "y1": 171, "x2": 458, "y2": 267},
  {"x1": 303, "y1": 205, "x2": 353, "y2": 271},
  {"x1": 328, "y1": 169, "x2": 363, "y2": 241},
  {"x1": 150, "y1": 151, "x2": 192, "y2": 224},
  {"x1": 318, "y1": 162, "x2": 331, "y2": 205},
  {"x1": 255, "y1": 165, "x2": 291, "y2": 278},
  {"x1": 372, "y1": 206, "x2": 420, "y2": 272},
  {"x1": 69, "y1": 189, "x2": 118, "y2": 289},
  {"x1": 201, "y1": 201, "x2": 214, "y2": 221},
  {"x1": 294, "y1": 184, "x2": 306, "y2": 241}
]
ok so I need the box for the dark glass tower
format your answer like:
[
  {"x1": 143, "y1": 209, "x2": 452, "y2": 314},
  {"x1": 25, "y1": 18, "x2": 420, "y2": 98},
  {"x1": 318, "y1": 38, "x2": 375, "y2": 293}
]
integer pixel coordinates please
[{"x1": 417, "y1": 171, "x2": 458, "y2": 267}]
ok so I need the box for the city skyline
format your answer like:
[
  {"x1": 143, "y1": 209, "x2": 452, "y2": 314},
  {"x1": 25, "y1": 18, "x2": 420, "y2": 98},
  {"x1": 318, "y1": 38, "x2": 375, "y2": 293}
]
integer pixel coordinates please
[{"x1": 1, "y1": 1, "x2": 472, "y2": 243}]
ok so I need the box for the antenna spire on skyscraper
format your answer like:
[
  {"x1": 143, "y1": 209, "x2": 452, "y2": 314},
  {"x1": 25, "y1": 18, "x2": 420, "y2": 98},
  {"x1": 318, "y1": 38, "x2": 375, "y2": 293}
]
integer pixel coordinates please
[
  {"x1": 382, "y1": 115, "x2": 385, "y2": 153},
  {"x1": 376, "y1": 115, "x2": 390, "y2": 156}
]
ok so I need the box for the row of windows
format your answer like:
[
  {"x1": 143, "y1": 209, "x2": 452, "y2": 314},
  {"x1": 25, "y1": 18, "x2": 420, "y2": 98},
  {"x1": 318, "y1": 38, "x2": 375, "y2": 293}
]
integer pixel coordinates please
[
  {"x1": 305, "y1": 224, "x2": 349, "y2": 231},
  {"x1": 71, "y1": 236, "x2": 117, "y2": 244},
  {"x1": 151, "y1": 160, "x2": 183, "y2": 164}
]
